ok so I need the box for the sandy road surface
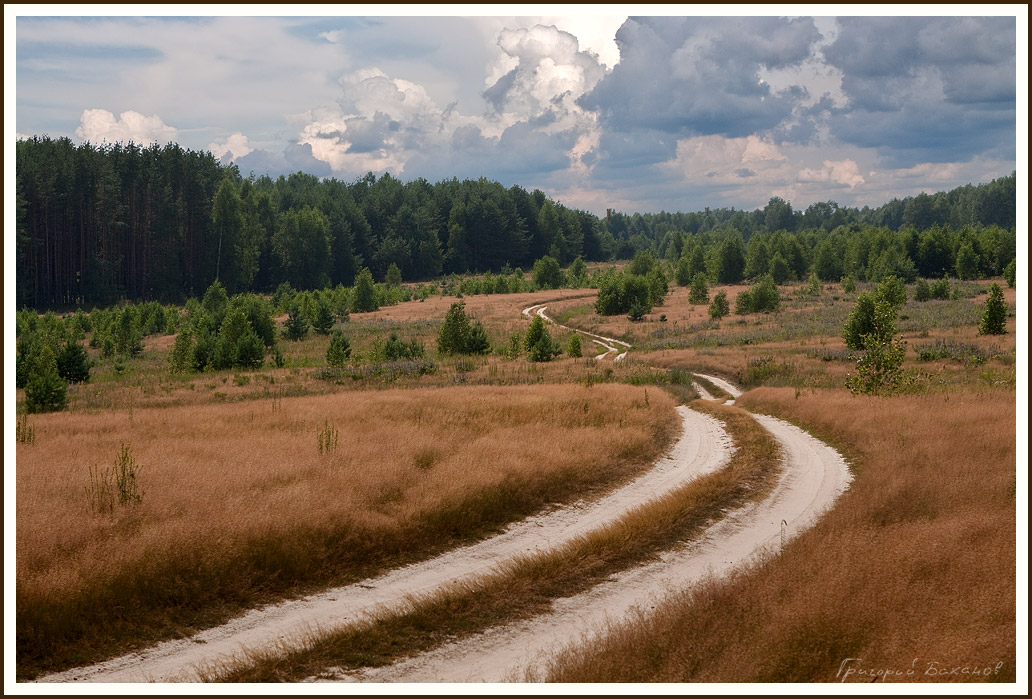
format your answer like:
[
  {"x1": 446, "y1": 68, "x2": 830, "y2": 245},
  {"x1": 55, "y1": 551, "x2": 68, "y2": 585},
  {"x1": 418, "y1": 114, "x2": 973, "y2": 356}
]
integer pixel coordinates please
[
  {"x1": 37, "y1": 407, "x2": 733, "y2": 683},
  {"x1": 336, "y1": 402, "x2": 852, "y2": 683}
]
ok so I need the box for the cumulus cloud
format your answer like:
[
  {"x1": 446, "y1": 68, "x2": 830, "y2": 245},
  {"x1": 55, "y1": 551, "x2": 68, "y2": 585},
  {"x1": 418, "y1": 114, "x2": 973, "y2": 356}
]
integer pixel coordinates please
[
  {"x1": 292, "y1": 24, "x2": 612, "y2": 184},
  {"x1": 582, "y1": 17, "x2": 821, "y2": 141},
  {"x1": 75, "y1": 108, "x2": 177, "y2": 145},
  {"x1": 208, "y1": 132, "x2": 252, "y2": 161},
  {"x1": 485, "y1": 25, "x2": 605, "y2": 123},
  {"x1": 821, "y1": 17, "x2": 1016, "y2": 163},
  {"x1": 667, "y1": 134, "x2": 789, "y2": 183},
  {"x1": 798, "y1": 159, "x2": 865, "y2": 188}
]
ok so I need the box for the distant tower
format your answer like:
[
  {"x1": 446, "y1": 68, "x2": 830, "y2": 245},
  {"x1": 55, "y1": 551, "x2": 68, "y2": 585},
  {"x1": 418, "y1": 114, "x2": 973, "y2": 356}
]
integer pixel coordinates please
[{"x1": 606, "y1": 208, "x2": 612, "y2": 222}]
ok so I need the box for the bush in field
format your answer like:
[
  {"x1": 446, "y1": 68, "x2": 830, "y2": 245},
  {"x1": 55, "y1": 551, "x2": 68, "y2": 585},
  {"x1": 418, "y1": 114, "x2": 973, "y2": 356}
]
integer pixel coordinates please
[
  {"x1": 437, "y1": 301, "x2": 471, "y2": 355},
  {"x1": 525, "y1": 314, "x2": 546, "y2": 351},
  {"x1": 56, "y1": 340, "x2": 91, "y2": 384},
  {"x1": 843, "y1": 293, "x2": 896, "y2": 351},
  {"x1": 168, "y1": 330, "x2": 195, "y2": 374},
  {"x1": 311, "y1": 294, "x2": 335, "y2": 335},
  {"x1": 567, "y1": 334, "x2": 583, "y2": 358},
  {"x1": 24, "y1": 345, "x2": 68, "y2": 414},
  {"x1": 845, "y1": 333, "x2": 910, "y2": 396},
  {"x1": 805, "y1": 272, "x2": 821, "y2": 297},
  {"x1": 675, "y1": 257, "x2": 692, "y2": 286},
  {"x1": 374, "y1": 333, "x2": 424, "y2": 361},
  {"x1": 709, "y1": 290, "x2": 730, "y2": 320},
  {"x1": 529, "y1": 329, "x2": 561, "y2": 362},
  {"x1": 385, "y1": 263, "x2": 403, "y2": 288},
  {"x1": 326, "y1": 330, "x2": 352, "y2": 368},
  {"x1": 913, "y1": 278, "x2": 931, "y2": 302},
  {"x1": 627, "y1": 300, "x2": 648, "y2": 322},
  {"x1": 351, "y1": 268, "x2": 379, "y2": 313},
  {"x1": 688, "y1": 273, "x2": 709, "y2": 304},
  {"x1": 532, "y1": 255, "x2": 564, "y2": 290},
  {"x1": 283, "y1": 301, "x2": 310, "y2": 341},
  {"x1": 466, "y1": 321, "x2": 491, "y2": 355},
  {"x1": 437, "y1": 301, "x2": 491, "y2": 356},
  {"x1": 568, "y1": 257, "x2": 588, "y2": 286},
  {"x1": 112, "y1": 307, "x2": 142, "y2": 356},
  {"x1": 875, "y1": 275, "x2": 907, "y2": 309},
  {"x1": 595, "y1": 272, "x2": 653, "y2": 316},
  {"x1": 844, "y1": 291, "x2": 909, "y2": 395},
  {"x1": 930, "y1": 274, "x2": 952, "y2": 300},
  {"x1": 978, "y1": 283, "x2": 1007, "y2": 336},
  {"x1": 736, "y1": 274, "x2": 780, "y2": 314},
  {"x1": 646, "y1": 267, "x2": 669, "y2": 306},
  {"x1": 842, "y1": 275, "x2": 857, "y2": 293},
  {"x1": 201, "y1": 280, "x2": 229, "y2": 324},
  {"x1": 1004, "y1": 259, "x2": 1016, "y2": 288}
]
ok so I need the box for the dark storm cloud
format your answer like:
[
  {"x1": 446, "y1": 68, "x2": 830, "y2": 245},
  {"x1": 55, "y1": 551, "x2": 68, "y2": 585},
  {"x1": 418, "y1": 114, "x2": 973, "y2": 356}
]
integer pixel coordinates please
[
  {"x1": 580, "y1": 16, "x2": 821, "y2": 140},
  {"x1": 822, "y1": 16, "x2": 1016, "y2": 162}
]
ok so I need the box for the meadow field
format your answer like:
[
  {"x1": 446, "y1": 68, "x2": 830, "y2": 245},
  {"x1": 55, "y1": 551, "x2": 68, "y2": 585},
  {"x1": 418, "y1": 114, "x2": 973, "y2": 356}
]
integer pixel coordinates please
[{"x1": 16, "y1": 271, "x2": 1018, "y2": 683}]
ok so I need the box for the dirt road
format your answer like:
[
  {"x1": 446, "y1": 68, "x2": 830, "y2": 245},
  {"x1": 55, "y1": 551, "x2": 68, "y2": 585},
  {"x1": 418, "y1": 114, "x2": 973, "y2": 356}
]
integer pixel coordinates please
[
  {"x1": 38, "y1": 406, "x2": 734, "y2": 683},
  {"x1": 334, "y1": 399, "x2": 852, "y2": 682}
]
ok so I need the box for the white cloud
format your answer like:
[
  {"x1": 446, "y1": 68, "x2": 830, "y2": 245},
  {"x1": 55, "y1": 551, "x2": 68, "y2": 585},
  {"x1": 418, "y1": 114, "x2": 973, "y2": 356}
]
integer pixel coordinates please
[
  {"x1": 798, "y1": 159, "x2": 865, "y2": 188},
  {"x1": 208, "y1": 132, "x2": 253, "y2": 161},
  {"x1": 74, "y1": 109, "x2": 177, "y2": 146},
  {"x1": 668, "y1": 134, "x2": 789, "y2": 182}
]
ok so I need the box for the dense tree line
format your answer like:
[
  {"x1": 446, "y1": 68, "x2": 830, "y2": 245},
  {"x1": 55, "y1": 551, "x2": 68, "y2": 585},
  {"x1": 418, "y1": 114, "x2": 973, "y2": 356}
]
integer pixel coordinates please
[
  {"x1": 16, "y1": 136, "x2": 1015, "y2": 311},
  {"x1": 16, "y1": 138, "x2": 607, "y2": 310}
]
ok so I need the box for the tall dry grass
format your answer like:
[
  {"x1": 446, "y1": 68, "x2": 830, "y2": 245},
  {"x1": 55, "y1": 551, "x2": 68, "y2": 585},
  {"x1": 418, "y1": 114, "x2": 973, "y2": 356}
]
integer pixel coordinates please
[
  {"x1": 201, "y1": 400, "x2": 784, "y2": 682},
  {"x1": 543, "y1": 387, "x2": 1016, "y2": 682},
  {"x1": 17, "y1": 383, "x2": 678, "y2": 678}
]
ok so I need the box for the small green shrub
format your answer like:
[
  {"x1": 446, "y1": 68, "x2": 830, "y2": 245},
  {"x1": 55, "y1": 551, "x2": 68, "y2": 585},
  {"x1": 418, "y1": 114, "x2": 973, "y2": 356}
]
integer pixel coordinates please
[
  {"x1": 283, "y1": 302, "x2": 310, "y2": 341},
  {"x1": 567, "y1": 334, "x2": 583, "y2": 358},
  {"x1": 846, "y1": 335, "x2": 910, "y2": 396},
  {"x1": 24, "y1": 346, "x2": 68, "y2": 414},
  {"x1": 688, "y1": 273, "x2": 709, "y2": 304},
  {"x1": 327, "y1": 330, "x2": 352, "y2": 368},
  {"x1": 709, "y1": 290, "x2": 730, "y2": 320},
  {"x1": 978, "y1": 283, "x2": 1007, "y2": 336},
  {"x1": 913, "y1": 278, "x2": 931, "y2": 302}
]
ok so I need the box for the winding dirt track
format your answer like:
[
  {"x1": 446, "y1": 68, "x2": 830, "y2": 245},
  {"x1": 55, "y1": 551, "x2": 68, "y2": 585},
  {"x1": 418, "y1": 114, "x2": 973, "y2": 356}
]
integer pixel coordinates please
[
  {"x1": 338, "y1": 410, "x2": 850, "y2": 683},
  {"x1": 38, "y1": 407, "x2": 735, "y2": 683},
  {"x1": 37, "y1": 305, "x2": 851, "y2": 684}
]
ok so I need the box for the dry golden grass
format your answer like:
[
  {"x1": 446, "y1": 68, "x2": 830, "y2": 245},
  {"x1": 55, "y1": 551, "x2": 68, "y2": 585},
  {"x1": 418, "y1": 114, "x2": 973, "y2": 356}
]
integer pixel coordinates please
[
  {"x1": 543, "y1": 387, "x2": 1016, "y2": 683},
  {"x1": 200, "y1": 400, "x2": 784, "y2": 682},
  {"x1": 17, "y1": 383, "x2": 678, "y2": 678}
]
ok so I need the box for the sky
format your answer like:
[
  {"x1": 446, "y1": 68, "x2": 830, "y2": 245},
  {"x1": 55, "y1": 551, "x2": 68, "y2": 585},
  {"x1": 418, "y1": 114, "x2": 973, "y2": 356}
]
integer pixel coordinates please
[{"x1": 7, "y1": 5, "x2": 1027, "y2": 216}]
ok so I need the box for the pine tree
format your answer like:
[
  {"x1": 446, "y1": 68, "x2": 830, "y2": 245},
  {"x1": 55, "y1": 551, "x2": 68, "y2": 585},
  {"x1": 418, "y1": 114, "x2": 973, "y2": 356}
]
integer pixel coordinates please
[
  {"x1": 283, "y1": 301, "x2": 310, "y2": 341},
  {"x1": 466, "y1": 321, "x2": 491, "y2": 355},
  {"x1": 351, "y1": 268, "x2": 379, "y2": 313},
  {"x1": 567, "y1": 334, "x2": 582, "y2": 358},
  {"x1": 525, "y1": 315, "x2": 546, "y2": 352},
  {"x1": 56, "y1": 340, "x2": 91, "y2": 383},
  {"x1": 437, "y1": 302, "x2": 473, "y2": 355},
  {"x1": 978, "y1": 283, "x2": 1007, "y2": 335},
  {"x1": 327, "y1": 330, "x2": 352, "y2": 367},
  {"x1": 688, "y1": 273, "x2": 709, "y2": 304},
  {"x1": 311, "y1": 295, "x2": 335, "y2": 335},
  {"x1": 709, "y1": 290, "x2": 730, "y2": 320},
  {"x1": 25, "y1": 345, "x2": 68, "y2": 414}
]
